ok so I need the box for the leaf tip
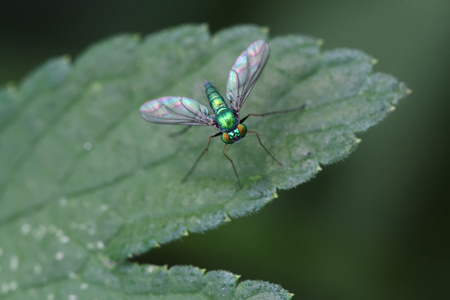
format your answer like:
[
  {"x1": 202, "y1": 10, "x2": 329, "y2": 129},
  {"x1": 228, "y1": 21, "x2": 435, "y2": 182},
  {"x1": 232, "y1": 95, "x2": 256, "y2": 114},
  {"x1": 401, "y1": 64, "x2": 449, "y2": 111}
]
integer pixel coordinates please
[
  {"x1": 181, "y1": 230, "x2": 189, "y2": 236},
  {"x1": 200, "y1": 23, "x2": 209, "y2": 31},
  {"x1": 372, "y1": 58, "x2": 378, "y2": 65},
  {"x1": 406, "y1": 88, "x2": 413, "y2": 95},
  {"x1": 355, "y1": 138, "x2": 362, "y2": 144},
  {"x1": 133, "y1": 33, "x2": 142, "y2": 41},
  {"x1": 317, "y1": 39, "x2": 324, "y2": 46},
  {"x1": 62, "y1": 54, "x2": 72, "y2": 64}
]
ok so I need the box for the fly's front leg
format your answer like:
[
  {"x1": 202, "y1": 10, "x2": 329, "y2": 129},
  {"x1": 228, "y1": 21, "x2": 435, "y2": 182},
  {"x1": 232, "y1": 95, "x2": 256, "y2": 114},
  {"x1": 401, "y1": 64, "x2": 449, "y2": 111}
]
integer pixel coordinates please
[
  {"x1": 222, "y1": 144, "x2": 241, "y2": 189},
  {"x1": 239, "y1": 104, "x2": 307, "y2": 166},
  {"x1": 248, "y1": 130, "x2": 282, "y2": 166},
  {"x1": 182, "y1": 132, "x2": 221, "y2": 183}
]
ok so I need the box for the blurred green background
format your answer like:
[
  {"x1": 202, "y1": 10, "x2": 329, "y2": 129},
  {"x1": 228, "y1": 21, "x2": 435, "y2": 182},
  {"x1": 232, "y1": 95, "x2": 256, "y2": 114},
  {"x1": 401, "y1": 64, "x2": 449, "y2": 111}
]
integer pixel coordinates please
[{"x1": 1, "y1": 0, "x2": 449, "y2": 299}]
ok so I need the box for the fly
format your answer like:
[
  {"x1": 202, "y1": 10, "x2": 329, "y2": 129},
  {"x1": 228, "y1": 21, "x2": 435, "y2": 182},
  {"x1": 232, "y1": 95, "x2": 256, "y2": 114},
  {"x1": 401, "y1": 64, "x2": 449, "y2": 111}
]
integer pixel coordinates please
[{"x1": 140, "y1": 40, "x2": 304, "y2": 188}]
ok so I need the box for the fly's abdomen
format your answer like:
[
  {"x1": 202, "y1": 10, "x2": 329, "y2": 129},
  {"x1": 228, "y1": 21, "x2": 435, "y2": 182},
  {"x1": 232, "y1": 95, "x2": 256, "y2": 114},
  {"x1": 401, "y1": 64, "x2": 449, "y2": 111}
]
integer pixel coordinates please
[
  {"x1": 204, "y1": 81, "x2": 227, "y2": 114},
  {"x1": 204, "y1": 81, "x2": 238, "y2": 132}
]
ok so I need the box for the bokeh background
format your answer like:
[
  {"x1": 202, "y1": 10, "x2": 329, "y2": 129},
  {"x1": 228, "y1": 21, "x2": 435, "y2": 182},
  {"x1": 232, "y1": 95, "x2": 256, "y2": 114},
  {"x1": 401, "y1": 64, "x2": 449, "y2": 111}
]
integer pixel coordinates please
[{"x1": 1, "y1": 0, "x2": 449, "y2": 299}]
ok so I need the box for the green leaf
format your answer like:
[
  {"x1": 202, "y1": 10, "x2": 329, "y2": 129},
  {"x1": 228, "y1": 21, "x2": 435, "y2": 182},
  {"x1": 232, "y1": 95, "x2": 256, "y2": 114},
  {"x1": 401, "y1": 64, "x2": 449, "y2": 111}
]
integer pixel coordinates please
[{"x1": 0, "y1": 24, "x2": 408, "y2": 299}]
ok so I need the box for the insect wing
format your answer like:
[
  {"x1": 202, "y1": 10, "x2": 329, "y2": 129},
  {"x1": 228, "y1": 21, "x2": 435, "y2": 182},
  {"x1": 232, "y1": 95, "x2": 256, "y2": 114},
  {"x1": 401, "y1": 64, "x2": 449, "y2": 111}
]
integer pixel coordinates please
[
  {"x1": 140, "y1": 97, "x2": 214, "y2": 126},
  {"x1": 226, "y1": 40, "x2": 270, "y2": 113}
]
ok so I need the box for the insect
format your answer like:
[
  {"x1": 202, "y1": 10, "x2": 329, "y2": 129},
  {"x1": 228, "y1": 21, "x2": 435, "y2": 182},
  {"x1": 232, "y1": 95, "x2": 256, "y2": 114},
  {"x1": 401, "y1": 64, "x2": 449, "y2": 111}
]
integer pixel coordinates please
[{"x1": 140, "y1": 40, "x2": 304, "y2": 188}]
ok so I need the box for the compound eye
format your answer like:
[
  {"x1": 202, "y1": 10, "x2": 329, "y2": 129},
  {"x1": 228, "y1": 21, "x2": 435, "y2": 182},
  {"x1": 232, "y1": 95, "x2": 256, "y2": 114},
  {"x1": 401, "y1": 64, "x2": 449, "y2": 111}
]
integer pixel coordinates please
[
  {"x1": 221, "y1": 132, "x2": 233, "y2": 144},
  {"x1": 237, "y1": 124, "x2": 247, "y2": 138}
]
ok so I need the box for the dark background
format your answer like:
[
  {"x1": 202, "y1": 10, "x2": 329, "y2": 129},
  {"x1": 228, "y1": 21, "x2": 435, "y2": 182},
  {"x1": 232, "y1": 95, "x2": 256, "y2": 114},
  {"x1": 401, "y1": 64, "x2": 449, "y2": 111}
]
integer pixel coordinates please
[{"x1": 1, "y1": 0, "x2": 449, "y2": 299}]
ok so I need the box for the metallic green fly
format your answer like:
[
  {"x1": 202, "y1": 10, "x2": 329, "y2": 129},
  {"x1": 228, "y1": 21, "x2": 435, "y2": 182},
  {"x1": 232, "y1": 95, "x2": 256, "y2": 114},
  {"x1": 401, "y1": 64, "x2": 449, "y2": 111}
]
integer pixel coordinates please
[{"x1": 140, "y1": 40, "x2": 304, "y2": 188}]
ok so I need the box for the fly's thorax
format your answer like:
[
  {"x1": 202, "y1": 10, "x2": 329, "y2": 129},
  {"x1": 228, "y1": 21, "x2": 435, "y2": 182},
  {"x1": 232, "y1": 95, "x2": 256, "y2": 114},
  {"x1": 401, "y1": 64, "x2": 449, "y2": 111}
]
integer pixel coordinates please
[
  {"x1": 215, "y1": 108, "x2": 238, "y2": 132},
  {"x1": 221, "y1": 124, "x2": 247, "y2": 144}
]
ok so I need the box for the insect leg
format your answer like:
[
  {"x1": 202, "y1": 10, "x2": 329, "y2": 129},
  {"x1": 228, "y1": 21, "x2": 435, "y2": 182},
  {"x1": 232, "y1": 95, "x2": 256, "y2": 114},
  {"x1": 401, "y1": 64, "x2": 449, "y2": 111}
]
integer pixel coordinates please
[
  {"x1": 182, "y1": 132, "x2": 221, "y2": 183},
  {"x1": 240, "y1": 104, "x2": 306, "y2": 123},
  {"x1": 248, "y1": 130, "x2": 283, "y2": 166},
  {"x1": 222, "y1": 144, "x2": 241, "y2": 189},
  {"x1": 169, "y1": 125, "x2": 192, "y2": 138}
]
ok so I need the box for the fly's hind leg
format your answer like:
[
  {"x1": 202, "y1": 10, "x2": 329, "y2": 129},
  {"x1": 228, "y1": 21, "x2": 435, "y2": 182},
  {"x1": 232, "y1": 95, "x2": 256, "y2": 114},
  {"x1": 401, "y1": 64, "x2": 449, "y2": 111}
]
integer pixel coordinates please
[
  {"x1": 240, "y1": 103, "x2": 306, "y2": 123},
  {"x1": 169, "y1": 125, "x2": 193, "y2": 138}
]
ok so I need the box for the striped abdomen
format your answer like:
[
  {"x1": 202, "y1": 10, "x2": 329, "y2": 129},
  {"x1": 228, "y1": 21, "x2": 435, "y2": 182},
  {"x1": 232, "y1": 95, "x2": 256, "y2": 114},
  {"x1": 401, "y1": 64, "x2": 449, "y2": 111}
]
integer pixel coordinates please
[
  {"x1": 204, "y1": 81, "x2": 238, "y2": 133},
  {"x1": 204, "y1": 81, "x2": 228, "y2": 114}
]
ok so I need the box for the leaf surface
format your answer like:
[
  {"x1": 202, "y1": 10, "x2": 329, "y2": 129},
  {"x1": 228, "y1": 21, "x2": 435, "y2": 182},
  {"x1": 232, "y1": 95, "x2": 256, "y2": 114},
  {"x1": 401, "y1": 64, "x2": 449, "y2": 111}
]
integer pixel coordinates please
[{"x1": 0, "y1": 24, "x2": 409, "y2": 299}]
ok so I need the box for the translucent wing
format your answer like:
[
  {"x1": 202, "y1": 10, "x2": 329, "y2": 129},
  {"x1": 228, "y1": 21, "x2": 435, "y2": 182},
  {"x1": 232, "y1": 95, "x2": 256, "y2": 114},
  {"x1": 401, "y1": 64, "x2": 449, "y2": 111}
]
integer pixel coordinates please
[
  {"x1": 226, "y1": 40, "x2": 270, "y2": 113},
  {"x1": 140, "y1": 96, "x2": 215, "y2": 127}
]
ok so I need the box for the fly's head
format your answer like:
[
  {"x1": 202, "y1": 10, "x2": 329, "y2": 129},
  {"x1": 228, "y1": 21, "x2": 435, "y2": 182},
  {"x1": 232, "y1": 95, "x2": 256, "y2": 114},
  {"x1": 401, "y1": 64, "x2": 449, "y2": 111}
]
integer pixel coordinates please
[{"x1": 221, "y1": 124, "x2": 247, "y2": 144}]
